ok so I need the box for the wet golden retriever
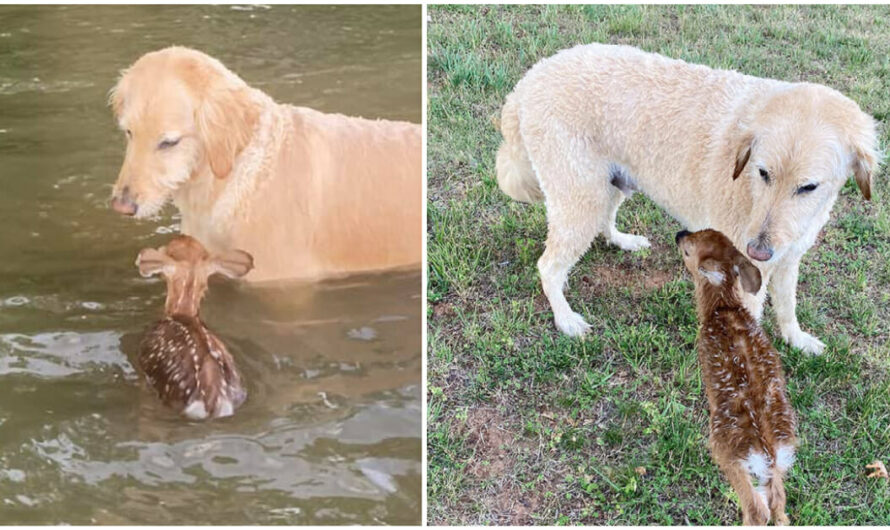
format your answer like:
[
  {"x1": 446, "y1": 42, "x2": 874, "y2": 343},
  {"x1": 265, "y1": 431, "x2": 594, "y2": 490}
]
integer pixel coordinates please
[
  {"x1": 110, "y1": 47, "x2": 421, "y2": 281},
  {"x1": 497, "y1": 43, "x2": 880, "y2": 354}
]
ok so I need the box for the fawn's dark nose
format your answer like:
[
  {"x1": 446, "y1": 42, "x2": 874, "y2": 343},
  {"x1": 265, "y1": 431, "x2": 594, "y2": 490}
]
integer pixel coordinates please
[
  {"x1": 675, "y1": 230, "x2": 691, "y2": 245},
  {"x1": 111, "y1": 186, "x2": 138, "y2": 216}
]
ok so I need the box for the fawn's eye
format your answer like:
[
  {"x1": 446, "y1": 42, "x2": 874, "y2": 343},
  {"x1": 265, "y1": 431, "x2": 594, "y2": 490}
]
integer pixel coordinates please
[
  {"x1": 759, "y1": 168, "x2": 770, "y2": 183},
  {"x1": 158, "y1": 137, "x2": 181, "y2": 150},
  {"x1": 796, "y1": 183, "x2": 819, "y2": 195}
]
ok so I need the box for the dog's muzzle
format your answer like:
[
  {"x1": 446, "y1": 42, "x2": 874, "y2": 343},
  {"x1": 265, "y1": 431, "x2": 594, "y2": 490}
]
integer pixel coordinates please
[
  {"x1": 111, "y1": 186, "x2": 138, "y2": 216},
  {"x1": 746, "y1": 239, "x2": 773, "y2": 261}
]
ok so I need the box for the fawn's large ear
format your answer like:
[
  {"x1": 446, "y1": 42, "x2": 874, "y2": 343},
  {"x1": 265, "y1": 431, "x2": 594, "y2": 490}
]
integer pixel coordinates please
[
  {"x1": 195, "y1": 86, "x2": 260, "y2": 179},
  {"x1": 137, "y1": 247, "x2": 173, "y2": 277},
  {"x1": 733, "y1": 253, "x2": 762, "y2": 294},
  {"x1": 732, "y1": 130, "x2": 755, "y2": 181},
  {"x1": 698, "y1": 258, "x2": 726, "y2": 286},
  {"x1": 210, "y1": 249, "x2": 254, "y2": 279}
]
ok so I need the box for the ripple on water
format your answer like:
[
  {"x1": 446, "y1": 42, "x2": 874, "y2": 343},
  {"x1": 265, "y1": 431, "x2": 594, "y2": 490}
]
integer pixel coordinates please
[
  {"x1": 0, "y1": 331, "x2": 133, "y2": 378},
  {"x1": 26, "y1": 407, "x2": 419, "y2": 503},
  {"x1": 0, "y1": 77, "x2": 94, "y2": 96}
]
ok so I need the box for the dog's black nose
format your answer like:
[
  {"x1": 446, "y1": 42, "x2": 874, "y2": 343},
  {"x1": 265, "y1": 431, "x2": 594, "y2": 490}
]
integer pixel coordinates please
[{"x1": 675, "y1": 230, "x2": 691, "y2": 245}]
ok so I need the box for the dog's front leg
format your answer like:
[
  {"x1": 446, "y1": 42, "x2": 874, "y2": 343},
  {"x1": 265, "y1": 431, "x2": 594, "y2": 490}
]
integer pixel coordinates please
[{"x1": 770, "y1": 254, "x2": 826, "y2": 355}]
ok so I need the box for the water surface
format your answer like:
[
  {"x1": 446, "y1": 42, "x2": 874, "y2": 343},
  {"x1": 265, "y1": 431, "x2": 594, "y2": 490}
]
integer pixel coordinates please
[{"x1": 0, "y1": 5, "x2": 421, "y2": 524}]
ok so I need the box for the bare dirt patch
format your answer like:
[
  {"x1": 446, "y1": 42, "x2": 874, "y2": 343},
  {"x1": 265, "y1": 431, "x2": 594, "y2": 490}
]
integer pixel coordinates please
[
  {"x1": 581, "y1": 264, "x2": 676, "y2": 294},
  {"x1": 459, "y1": 406, "x2": 543, "y2": 525}
]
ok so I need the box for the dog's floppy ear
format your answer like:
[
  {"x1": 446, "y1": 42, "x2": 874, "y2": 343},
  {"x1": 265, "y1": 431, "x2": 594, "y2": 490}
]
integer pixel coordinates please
[
  {"x1": 107, "y1": 69, "x2": 130, "y2": 120},
  {"x1": 196, "y1": 86, "x2": 260, "y2": 179},
  {"x1": 209, "y1": 249, "x2": 254, "y2": 279},
  {"x1": 847, "y1": 114, "x2": 881, "y2": 201},
  {"x1": 732, "y1": 131, "x2": 755, "y2": 181},
  {"x1": 137, "y1": 247, "x2": 173, "y2": 277},
  {"x1": 732, "y1": 253, "x2": 762, "y2": 294},
  {"x1": 698, "y1": 258, "x2": 726, "y2": 286}
]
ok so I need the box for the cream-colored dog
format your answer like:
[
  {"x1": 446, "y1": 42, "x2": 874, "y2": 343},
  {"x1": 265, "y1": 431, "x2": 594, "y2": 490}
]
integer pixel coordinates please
[
  {"x1": 110, "y1": 47, "x2": 421, "y2": 281},
  {"x1": 497, "y1": 43, "x2": 880, "y2": 354}
]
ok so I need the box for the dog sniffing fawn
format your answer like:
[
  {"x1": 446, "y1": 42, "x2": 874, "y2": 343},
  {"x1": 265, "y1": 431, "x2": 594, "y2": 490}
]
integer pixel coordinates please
[
  {"x1": 136, "y1": 235, "x2": 253, "y2": 420},
  {"x1": 677, "y1": 229, "x2": 797, "y2": 525}
]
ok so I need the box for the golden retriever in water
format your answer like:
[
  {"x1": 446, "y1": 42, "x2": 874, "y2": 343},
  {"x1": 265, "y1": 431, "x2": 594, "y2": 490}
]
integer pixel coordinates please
[
  {"x1": 109, "y1": 47, "x2": 421, "y2": 281},
  {"x1": 497, "y1": 43, "x2": 880, "y2": 354}
]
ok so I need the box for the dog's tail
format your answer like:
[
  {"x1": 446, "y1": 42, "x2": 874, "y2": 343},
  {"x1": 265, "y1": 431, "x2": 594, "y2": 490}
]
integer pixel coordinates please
[{"x1": 495, "y1": 93, "x2": 543, "y2": 203}]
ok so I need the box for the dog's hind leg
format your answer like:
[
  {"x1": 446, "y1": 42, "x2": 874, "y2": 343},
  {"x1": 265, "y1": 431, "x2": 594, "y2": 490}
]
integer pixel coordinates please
[
  {"x1": 537, "y1": 190, "x2": 604, "y2": 337},
  {"x1": 605, "y1": 165, "x2": 650, "y2": 252},
  {"x1": 529, "y1": 142, "x2": 612, "y2": 337}
]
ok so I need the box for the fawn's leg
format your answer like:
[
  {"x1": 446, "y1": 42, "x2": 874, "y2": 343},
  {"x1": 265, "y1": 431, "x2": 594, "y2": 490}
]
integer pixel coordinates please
[{"x1": 719, "y1": 457, "x2": 770, "y2": 525}]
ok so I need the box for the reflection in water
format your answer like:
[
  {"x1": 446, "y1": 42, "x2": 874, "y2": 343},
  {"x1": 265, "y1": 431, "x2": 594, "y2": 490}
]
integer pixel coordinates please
[{"x1": 0, "y1": 4, "x2": 421, "y2": 525}]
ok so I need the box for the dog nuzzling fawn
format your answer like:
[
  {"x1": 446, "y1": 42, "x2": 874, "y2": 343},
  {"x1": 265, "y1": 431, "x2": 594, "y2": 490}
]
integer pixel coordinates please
[
  {"x1": 136, "y1": 235, "x2": 253, "y2": 420},
  {"x1": 677, "y1": 229, "x2": 797, "y2": 525}
]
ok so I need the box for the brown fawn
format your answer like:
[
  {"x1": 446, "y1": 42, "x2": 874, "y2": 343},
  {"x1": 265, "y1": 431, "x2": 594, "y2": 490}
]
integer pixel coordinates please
[
  {"x1": 677, "y1": 229, "x2": 797, "y2": 525},
  {"x1": 136, "y1": 235, "x2": 253, "y2": 420}
]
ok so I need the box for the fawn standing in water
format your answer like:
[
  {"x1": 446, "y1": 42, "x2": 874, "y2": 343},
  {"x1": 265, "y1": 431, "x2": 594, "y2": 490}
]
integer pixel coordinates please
[
  {"x1": 677, "y1": 229, "x2": 797, "y2": 525},
  {"x1": 137, "y1": 235, "x2": 253, "y2": 420}
]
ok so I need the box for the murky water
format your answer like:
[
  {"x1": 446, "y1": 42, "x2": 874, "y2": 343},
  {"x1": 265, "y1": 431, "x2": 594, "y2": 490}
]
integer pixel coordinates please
[{"x1": 0, "y1": 5, "x2": 421, "y2": 525}]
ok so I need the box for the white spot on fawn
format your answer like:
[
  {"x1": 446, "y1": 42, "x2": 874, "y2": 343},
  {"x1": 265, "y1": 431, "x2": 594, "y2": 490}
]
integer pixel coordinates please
[
  {"x1": 775, "y1": 444, "x2": 796, "y2": 472},
  {"x1": 744, "y1": 450, "x2": 772, "y2": 483},
  {"x1": 183, "y1": 399, "x2": 208, "y2": 420}
]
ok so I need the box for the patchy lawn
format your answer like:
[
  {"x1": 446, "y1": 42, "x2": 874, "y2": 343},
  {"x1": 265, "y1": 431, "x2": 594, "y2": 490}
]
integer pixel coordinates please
[{"x1": 427, "y1": 5, "x2": 890, "y2": 525}]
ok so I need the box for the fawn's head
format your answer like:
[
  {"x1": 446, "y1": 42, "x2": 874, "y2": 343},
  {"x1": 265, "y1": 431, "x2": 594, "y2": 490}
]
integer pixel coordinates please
[
  {"x1": 676, "y1": 229, "x2": 761, "y2": 314},
  {"x1": 137, "y1": 235, "x2": 253, "y2": 317}
]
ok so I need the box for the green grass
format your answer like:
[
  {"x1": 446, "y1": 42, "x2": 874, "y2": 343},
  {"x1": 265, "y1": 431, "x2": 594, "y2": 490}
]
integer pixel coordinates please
[{"x1": 427, "y1": 5, "x2": 890, "y2": 525}]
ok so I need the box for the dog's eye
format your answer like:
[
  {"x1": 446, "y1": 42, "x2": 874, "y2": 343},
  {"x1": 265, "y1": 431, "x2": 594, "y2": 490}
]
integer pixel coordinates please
[
  {"x1": 125, "y1": 129, "x2": 132, "y2": 139},
  {"x1": 796, "y1": 183, "x2": 819, "y2": 194},
  {"x1": 684, "y1": 250, "x2": 689, "y2": 257},
  {"x1": 158, "y1": 138, "x2": 181, "y2": 150},
  {"x1": 759, "y1": 168, "x2": 770, "y2": 183}
]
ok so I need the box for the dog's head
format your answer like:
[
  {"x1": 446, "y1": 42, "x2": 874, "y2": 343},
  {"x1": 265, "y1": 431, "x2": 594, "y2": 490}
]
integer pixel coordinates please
[
  {"x1": 109, "y1": 47, "x2": 261, "y2": 218},
  {"x1": 676, "y1": 229, "x2": 762, "y2": 300},
  {"x1": 729, "y1": 84, "x2": 880, "y2": 263},
  {"x1": 137, "y1": 235, "x2": 253, "y2": 317}
]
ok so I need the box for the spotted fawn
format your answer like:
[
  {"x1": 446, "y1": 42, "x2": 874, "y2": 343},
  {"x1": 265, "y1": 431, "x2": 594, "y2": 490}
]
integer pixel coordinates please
[
  {"x1": 136, "y1": 235, "x2": 253, "y2": 420},
  {"x1": 677, "y1": 229, "x2": 797, "y2": 526}
]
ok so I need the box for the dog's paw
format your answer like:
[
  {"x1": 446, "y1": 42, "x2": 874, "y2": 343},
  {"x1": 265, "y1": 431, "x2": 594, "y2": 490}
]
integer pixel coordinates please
[
  {"x1": 555, "y1": 311, "x2": 591, "y2": 337},
  {"x1": 784, "y1": 329, "x2": 826, "y2": 355},
  {"x1": 610, "y1": 232, "x2": 651, "y2": 252}
]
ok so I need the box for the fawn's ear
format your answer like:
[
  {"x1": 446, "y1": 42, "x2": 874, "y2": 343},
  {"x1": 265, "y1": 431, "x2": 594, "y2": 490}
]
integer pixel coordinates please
[
  {"x1": 210, "y1": 249, "x2": 254, "y2": 279},
  {"x1": 733, "y1": 254, "x2": 762, "y2": 294},
  {"x1": 698, "y1": 258, "x2": 726, "y2": 286},
  {"x1": 137, "y1": 247, "x2": 173, "y2": 277}
]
